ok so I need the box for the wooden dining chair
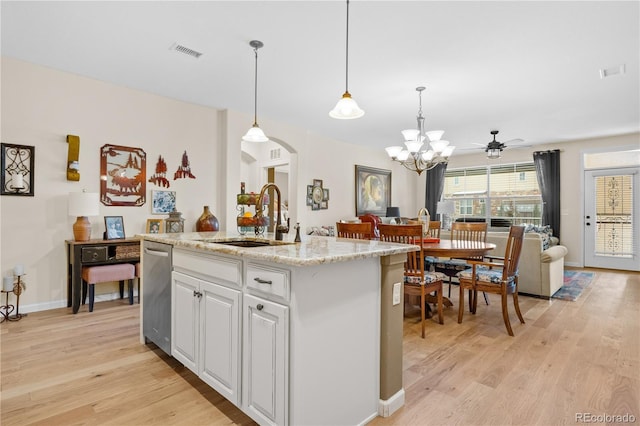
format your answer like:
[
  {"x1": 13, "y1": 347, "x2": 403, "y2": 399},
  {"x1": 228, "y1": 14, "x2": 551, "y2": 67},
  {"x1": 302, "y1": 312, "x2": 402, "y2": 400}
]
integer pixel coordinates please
[
  {"x1": 434, "y1": 222, "x2": 489, "y2": 301},
  {"x1": 335, "y1": 222, "x2": 373, "y2": 240},
  {"x1": 457, "y1": 225, "x2": 525, "y2": 336},
  {"x1": 378, "y1": 223, "x2": 446, "y2": 338}
]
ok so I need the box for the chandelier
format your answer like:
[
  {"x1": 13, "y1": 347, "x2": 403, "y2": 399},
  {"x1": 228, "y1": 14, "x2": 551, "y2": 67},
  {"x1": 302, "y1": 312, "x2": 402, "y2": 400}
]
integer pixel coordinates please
[{"x1": 385, "y1": 87, "x2": 455, "y2": 175}]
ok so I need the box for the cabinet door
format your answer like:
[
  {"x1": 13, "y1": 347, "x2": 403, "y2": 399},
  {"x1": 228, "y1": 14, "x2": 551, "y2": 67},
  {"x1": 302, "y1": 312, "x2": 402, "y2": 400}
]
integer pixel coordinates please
[
  {"x1": 242, "y1": 294, "x2": 289, "y2": 426},
  {"x1": 171, "y1": 271, "x2": 199, "y2": 374},
  {"x1": 199, "y1": 280, "x2": 241, "y2": 405}
]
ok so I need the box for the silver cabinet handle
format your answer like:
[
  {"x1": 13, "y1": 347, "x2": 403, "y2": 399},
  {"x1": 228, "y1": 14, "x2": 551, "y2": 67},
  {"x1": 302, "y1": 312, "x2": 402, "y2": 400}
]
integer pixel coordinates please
[
  {"x1": 144, "y1": 248, "x2": 169, "y2": 257},
  {"x1": 254, "y1": 277, "x2": 272, "y2": 285}
]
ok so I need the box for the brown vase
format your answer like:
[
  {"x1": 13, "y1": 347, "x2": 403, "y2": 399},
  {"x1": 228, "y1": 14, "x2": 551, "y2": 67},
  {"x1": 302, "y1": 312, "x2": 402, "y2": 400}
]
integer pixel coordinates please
[{"x1": 196, "y1": 205, "x2": 219, "y2": 232}]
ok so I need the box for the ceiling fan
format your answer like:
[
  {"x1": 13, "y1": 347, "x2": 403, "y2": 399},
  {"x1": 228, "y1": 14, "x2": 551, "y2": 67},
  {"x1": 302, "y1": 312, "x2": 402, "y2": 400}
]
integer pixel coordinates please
[{"x1": 472, "y1": 130, "x2": 526, "y2": 159}]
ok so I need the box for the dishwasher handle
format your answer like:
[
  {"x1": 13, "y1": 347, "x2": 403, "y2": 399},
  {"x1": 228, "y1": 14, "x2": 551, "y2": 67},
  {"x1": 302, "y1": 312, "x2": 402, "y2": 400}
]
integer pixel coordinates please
[{"x1": 144, "y1": 248, "x2": 170, "y2": 257}]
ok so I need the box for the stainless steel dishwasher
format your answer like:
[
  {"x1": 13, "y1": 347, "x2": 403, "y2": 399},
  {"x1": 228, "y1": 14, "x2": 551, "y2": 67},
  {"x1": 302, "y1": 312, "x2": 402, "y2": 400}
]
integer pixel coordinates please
[{"x1": 142, "y1": 240, "x2": 172, "y2": 355}]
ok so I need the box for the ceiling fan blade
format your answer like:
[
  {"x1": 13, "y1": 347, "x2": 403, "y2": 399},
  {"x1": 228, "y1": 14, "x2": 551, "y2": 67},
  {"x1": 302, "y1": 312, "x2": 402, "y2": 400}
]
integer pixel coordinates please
[
  {"x1": 504, "y1": 138, "x2": 524, "y2": 144},
  {"x1": 471, "y1": 142, "x2": 486, "y2": 147}
]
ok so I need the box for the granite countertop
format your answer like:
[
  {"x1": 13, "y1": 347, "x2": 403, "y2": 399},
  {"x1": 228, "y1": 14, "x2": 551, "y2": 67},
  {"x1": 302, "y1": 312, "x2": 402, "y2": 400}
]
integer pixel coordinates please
[{"x1": 138, "y1": 231, "x2": 416, "y2": 267}]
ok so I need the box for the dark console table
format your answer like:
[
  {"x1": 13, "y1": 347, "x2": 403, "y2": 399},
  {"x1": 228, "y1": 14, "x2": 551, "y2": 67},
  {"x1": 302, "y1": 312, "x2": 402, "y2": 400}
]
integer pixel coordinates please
[{"x1": 65, "y1": 238, "x2": 140, "y2": 314}]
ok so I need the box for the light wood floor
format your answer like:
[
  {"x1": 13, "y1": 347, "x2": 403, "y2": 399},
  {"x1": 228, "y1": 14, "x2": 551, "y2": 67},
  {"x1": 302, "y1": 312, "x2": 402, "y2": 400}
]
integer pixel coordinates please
[{"x1": 1, "y1": 268, "x2": 638, "y2": 425}]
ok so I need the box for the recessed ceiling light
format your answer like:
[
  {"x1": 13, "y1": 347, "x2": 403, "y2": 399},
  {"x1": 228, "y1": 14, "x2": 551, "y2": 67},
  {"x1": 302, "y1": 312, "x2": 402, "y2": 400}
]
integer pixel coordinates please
[
  {"x1": 599, "y1": 64, "x2": 626, "y2": 79},
  {"x1": 169, "y1": 42, "x2": 203, "y2": 59}
]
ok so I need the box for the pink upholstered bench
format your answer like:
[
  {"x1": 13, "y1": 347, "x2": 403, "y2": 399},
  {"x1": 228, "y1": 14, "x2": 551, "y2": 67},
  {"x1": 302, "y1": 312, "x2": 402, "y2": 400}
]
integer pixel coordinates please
[{"x1": 82, "y1": 263, "x2": 136, "y2": 312}]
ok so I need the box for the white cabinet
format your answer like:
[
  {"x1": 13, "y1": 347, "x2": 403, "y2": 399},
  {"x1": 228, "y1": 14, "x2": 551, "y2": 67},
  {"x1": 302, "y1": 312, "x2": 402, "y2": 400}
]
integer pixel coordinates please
[
  {"x1": 242, "y1": 293, "x2": 288, "y2": 426},
  {"x1": 171, "y1": 269, "x2": 241, "y2": 405}
]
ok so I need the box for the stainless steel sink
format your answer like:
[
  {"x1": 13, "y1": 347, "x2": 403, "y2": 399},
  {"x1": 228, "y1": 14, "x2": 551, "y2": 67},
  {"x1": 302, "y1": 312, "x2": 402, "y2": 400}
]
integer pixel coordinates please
[{"x1": 196, "y1": 238, "x2": 295, "y2": 248}]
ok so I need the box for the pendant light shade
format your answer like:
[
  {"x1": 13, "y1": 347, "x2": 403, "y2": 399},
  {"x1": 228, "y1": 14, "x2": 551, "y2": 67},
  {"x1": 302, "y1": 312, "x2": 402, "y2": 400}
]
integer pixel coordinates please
[
  {"x1": 329, "y1": 0, "x2": 364, "y2": 119},
  {"x1": 242, "y1": 40, "x2": 269, "y2": 143}
]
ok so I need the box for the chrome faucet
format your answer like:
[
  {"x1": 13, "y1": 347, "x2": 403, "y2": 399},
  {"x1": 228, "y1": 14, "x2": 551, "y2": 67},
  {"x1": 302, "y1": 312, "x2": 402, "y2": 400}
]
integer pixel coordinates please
[{"x1": 256, "y1": 183, "x2": 289, "y2": 240}]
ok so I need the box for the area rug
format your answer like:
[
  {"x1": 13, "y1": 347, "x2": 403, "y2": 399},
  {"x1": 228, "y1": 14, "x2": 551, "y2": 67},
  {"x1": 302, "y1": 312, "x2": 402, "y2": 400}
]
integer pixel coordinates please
[{"x1": 551, "y1": 271, "x2": 596, "y2": 301}]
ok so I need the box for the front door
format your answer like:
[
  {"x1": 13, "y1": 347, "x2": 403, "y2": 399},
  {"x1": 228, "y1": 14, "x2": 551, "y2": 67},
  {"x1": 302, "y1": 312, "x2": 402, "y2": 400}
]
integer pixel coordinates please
[{"x1": 584, "y1": 167, "x2": 639, "y2": 271}]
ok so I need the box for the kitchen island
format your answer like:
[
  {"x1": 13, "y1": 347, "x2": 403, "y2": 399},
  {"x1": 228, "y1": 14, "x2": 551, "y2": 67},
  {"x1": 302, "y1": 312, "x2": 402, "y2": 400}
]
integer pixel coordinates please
[{"x1": 139, "y1": 231, "x2": 415, "y2": 426}]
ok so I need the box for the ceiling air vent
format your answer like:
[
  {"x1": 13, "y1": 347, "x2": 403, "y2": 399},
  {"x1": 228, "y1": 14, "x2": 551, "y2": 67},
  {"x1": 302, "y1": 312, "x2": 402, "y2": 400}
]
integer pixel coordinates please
[
  {"x1": 599, "y1": 64, "x2": 625, "y2": 79},
  {"x1": 170, "y1": 43, "x2": 203, "y2": 59}
]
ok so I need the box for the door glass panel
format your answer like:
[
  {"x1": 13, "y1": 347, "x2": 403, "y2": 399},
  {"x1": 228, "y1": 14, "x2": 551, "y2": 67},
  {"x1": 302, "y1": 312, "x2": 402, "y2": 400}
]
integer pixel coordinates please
[{"x1": 594, "y1": 174, "x2": 634, "y2": 258}]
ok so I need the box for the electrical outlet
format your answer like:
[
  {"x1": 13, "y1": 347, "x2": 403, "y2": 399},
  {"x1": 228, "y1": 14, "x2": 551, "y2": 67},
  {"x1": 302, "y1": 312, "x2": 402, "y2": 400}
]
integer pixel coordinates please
[{"x1": 392, "y1": 282, "x2": 401, "y2": 305}]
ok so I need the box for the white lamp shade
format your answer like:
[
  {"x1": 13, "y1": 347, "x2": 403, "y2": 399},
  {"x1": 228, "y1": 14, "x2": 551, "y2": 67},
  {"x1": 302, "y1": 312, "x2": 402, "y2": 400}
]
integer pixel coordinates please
[
  {"x1": 329, "y1": 94, "x2": 365, "y2": 119},
  {"x1": 426, "y1": 130, "x2": 445, "y2": 142},
  {"x1": 429, "y1": 139, "x2": 450, "y2": 153},
  {"x1": 68, "y1": 192, "x2": 99, "y2": 217},
  {"x1": 401, "y1": 129, "x2": 420, "y2": 142},
  {"x1": 442, "y1": 146, "x2": 456, "y2": 157},
  {"x1": 397, "y1": 150, "x2": 410, "y2": 161},
  {"x1": 385, "y1": 146, "x2": 403, "y2": 158},
  {"x1": 404, "y1": 140, "x2": 424, "y2": 153},
  {"x1": 437, "y1": 200, "x2": 455, "y2": 214},
  {"x1": 242, "y1": 125, "x2": 269, "y2": 143},
  {"x1": 421, "y1": 150, "x2": 435, "y2": 161}
]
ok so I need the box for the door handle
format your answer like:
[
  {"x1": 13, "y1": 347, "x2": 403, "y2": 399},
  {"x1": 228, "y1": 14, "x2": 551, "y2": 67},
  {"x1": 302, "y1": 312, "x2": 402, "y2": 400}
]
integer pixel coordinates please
[
  {"x1": 254, "y1": 277, "x2": 272, "y2": 285},
  {"x1": 256, "y1": 304, "x2": 264, "y2": 311},
  {"x1": 586, "y1": 222, "x2": 591, "y2": 226}
]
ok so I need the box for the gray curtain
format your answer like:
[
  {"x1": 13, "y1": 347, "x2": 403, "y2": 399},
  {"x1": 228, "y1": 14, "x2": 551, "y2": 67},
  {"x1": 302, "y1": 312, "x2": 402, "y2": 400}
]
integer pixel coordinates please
[
  {"x1": 424, "y1": 163, "x2": 448, "y2": 218},
  {"x1": 533, "y1": 149, "x2": 561, "y2": 240}
]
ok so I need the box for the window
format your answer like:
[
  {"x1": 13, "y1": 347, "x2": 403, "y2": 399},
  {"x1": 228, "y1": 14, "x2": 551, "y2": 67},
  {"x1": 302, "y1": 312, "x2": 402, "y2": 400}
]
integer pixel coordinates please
[{"x1": 442, "y1": 162, "x2": 542, "y2": 227}]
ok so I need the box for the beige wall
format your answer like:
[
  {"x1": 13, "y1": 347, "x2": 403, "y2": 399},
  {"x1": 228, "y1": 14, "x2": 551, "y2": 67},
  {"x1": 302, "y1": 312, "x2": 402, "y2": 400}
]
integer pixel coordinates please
[
  {"x1": 448, "y1": 132, "x2": 640, "y2": 267},
  {"x1": 0, "y1": 57, "x2": 421, "y2": 313}
]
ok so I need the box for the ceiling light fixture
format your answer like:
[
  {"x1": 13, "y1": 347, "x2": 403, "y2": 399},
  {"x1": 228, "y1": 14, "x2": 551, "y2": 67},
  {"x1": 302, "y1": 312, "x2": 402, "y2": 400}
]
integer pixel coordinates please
[
  {"x1": 242, "y1": 40, "x2": 269, "y2": 143},
  {"x1": 385, "y1": 87, "x2": 455, "y2": 175},
  {"x1": 329, "y1": 0, "x2": 364, "y2": 119},
  {"x1": 486, "y1": 131, "x2": 503, "y2": 159}
]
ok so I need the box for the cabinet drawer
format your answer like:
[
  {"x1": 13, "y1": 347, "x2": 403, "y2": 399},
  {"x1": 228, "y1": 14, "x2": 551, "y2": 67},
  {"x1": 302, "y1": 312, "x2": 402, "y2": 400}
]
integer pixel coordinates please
[
  {"x1": 246, "y1": 263, "x2": 290, "y2": 302},
  {"x1": 173, "y1": 249, "x2": 241, "y2": 287}
]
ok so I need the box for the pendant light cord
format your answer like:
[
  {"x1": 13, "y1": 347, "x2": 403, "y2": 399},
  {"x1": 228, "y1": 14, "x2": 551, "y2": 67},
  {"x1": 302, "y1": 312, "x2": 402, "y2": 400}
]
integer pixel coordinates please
[
  {"x1": 344, "y1": 0, "x2": 350, "y2": 94},
  {"x1": 253, "y1": 45, "x2": 259, "y2": 126}
]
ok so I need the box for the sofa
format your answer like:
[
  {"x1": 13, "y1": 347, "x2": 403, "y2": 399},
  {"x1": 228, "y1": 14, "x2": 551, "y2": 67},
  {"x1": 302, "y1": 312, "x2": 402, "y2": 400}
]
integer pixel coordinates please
[{"x1": 440, "y1": 230, "x2": 568, "y2": 299}]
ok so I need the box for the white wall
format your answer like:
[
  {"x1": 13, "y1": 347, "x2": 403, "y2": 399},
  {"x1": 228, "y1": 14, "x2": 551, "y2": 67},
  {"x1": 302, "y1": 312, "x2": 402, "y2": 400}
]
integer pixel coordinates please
[
  {"x1": 0, "y1": 57, "x2": 222, "y2": 310},
  {"x1": 1, "y1": 57, "x2": 421, "y2": 313},
  {"x1": 448, "y1": 132, "x2": 640, "y2": 267}
]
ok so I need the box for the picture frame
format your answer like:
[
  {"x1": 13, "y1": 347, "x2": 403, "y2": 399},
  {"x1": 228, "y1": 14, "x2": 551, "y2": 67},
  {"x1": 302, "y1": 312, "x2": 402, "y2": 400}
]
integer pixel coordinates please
[
  {"x1": 323, "y1": 188, "x2": 330, "y2": 201},
  {"x1": 355, "y1": 165, "x2": 391, "y2": 216},
  {"x1": 313, "y1": 179, "x2": 323, "y2": 187},
  {"x1": 152, "y1": 190, "x2": 176, "y2": 214},
  {"x1": 104, "y1": 216, "x2": 126, "y2": 240},
  {"x1": 1, "y1": 143, "x2": 35, "y2": 196},
  {"x1": 100, "y1": 144, "x2": 146, "y2": 206},
  {"x1": 306, "y1": 185, "x2": 313, "y2": 206},
  {"x1": 146, "y1": 218, "x2": 164, "y2": 234}
]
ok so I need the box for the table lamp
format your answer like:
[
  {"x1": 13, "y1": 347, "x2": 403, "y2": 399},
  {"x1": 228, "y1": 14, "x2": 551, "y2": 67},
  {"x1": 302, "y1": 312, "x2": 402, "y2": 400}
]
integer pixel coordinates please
[
  {"x1": 437, "y1": 200, "x2": 455, "y2": 230},
  {"x1": 69, "y1": 191, "x2": 100, "y2": 241},
  {"x1": 386, "y1": 206, "x2": 401, "y2": 224}
]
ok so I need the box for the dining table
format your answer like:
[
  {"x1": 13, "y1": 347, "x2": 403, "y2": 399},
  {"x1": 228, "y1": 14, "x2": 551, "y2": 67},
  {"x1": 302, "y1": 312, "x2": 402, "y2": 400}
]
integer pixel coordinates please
[{"x1": 418, "y1": 238, "x2": 496, "y2": 308}]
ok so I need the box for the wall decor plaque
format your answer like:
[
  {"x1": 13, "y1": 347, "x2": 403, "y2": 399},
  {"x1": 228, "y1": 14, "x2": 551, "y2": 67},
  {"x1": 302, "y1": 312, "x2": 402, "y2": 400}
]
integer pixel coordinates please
[{"x1": 100, "y1": 144, "x2": 146, "y2": 206}]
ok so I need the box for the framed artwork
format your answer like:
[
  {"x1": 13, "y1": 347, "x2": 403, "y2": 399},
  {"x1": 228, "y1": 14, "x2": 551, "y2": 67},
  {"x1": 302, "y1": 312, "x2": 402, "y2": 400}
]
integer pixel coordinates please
[
  {"x1": 146, "y1": 218, "x2": 164, "y2": 234},
  {"x1": 100, "y1": 144, "x2": 146, "y2": 206},
  {"x1": 355, "y1": 165, "x2": 391, "y2": 216},
  {"x1": 1, "y1": 143, "x2": 35, "y2": 196},
  {"x1": 152, "y1": 190, "x2": 176, "y2": 214},
  {"x1": 306, "y1": 185, "x2": 313, "y2": 206},
  {"x1": 104, "y1": 216, "x2": 126, "y2": 240},
  {"x1": 309, "y1": 179, "x2": 329, "y2": 210}
]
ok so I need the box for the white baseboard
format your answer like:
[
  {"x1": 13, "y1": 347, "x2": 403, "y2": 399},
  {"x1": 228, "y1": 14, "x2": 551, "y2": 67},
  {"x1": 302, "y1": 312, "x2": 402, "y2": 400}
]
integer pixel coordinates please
[
  {"x1": 378, "y1": 388, "x2": 405, "y2": 417},
  {"x1": 17, "y1": 290, "x2": 138, "y2": 314}
]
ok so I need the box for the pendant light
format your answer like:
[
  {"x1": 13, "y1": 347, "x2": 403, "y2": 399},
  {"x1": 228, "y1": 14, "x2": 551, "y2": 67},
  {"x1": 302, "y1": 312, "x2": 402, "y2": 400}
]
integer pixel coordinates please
[
  {"x1": 242, "y1": 40, "x2": 269, "y2": 143},
  {"x1": 329, "y1": 0, "x2": 364, "y2": 119}
]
